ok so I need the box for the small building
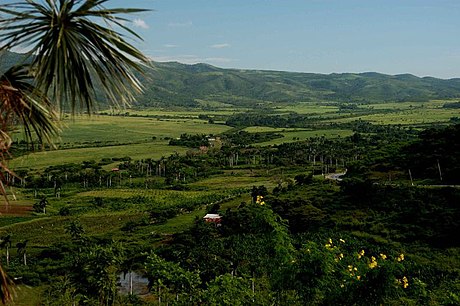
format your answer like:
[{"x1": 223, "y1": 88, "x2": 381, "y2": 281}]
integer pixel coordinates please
[{"x1": 203, "y1": 213, "x2": 222, "y2": 224}]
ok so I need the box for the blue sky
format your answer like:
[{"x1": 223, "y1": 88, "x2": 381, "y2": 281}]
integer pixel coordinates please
[{"x1": 111, "y1": 1, "x2": 460, "y2": 78}]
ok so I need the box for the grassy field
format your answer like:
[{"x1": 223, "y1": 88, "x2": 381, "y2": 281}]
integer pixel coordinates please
[
  {"x1": 105, "y1": 107, "x2": 246, "y2": 117},
  {"x1": 11, "y1": 115, "x2": 232, "y2": 170},
  {"x1": 10, "y1": 142, "x2": 188, "y2": 170},
  {"x1": 77, "y1": 188, "x2": 218, "y2": 199},
  {"x1": 256, "y1": 129, "x2": 354, "y2": 146},
  {"x1": 275, "y1": 102, "x2": 339, "y2": 114},
  {"x1": 321, "y1": 99, "x2": 458, "y2": 125},
  {"x1": 12, "y1": 115, "x2": 231, "y2": 147},
  {"x1": 54, "y1": 115, "x2": 231, "y2": 143}
]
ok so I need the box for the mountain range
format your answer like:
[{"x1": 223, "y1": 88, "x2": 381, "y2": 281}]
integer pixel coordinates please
[{"x1": 2, "y1": 50, "x2": 460, "y2": 108}]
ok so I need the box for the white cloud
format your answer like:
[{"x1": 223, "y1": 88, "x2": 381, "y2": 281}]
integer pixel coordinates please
[
  {"x1": 210, "y1": 43, "x2": 231, "y2": 49},
  {"x1": 133, "y1": 18, "x2": 149, "y2": 29}
]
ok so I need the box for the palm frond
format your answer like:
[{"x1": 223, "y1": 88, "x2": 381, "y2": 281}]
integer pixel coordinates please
[
  {"x1": 0, "y1": 0, "x2": 150, "y2": 114},
  {"x1": 0, "y1": 64, "x2": 60, "y2": 146},
  {"x1": 0, "y1": 263, "x2": 14, "y2": 304},
  {"x1": 0, "y1": 64, "x2": 60, "y2": 204}
]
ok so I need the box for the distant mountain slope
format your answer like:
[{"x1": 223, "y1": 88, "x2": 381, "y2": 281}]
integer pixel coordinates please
[
  {"x1": 3, "y1": 51, "x2": 460, "y2": 108},
  {"x1": 136, "y1": 62, "x2": 460, "y2": 107}
]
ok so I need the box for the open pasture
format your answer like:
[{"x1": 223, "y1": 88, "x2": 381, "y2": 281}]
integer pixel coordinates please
[
  {"x1": 12, "y1": 114, "x2": 231, "y2": 147},
  {"x1": 78, "y1": 188, "x2": 218, "y2": 199},
  {"x1": 321, "y1": 99, "x2": 458, "y2": 125},
  {"x1": 188, "y1": 170, "x2": 277, "y2": 190},
  {"x1": 10, "y1": 142, "x2": 188, "y2": 170},
  {"x1": 109, "y1": 107, "x2": 245, "y2": 117},
  {"x1": 11, "y1": 115, "x2": 232, "y2": 170},
  {"x1": 54, "y1": 115, "x2": 231, "y2": 144},
  {"x1": 275, "y1": 102, "x2": 339, "y2": 114},
  {"x1": 255, "y1": 129, "x2": 354, "y2": 146},
  {"x1": 327, "y1": 107, "x2": 457, "y2": 125}
]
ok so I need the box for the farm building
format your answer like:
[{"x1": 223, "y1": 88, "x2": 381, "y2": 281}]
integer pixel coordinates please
[{"x1": 203, "y1": 213, "x2": 222, "y2": 224}]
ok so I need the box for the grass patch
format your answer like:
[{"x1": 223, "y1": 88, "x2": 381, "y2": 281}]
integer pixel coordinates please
[
  {"x1": 256, "y1": 129, "x2": 354, "y2": 146},
  {"x1": 11, "y1": 143, "x2": 187, "y2": 170}
]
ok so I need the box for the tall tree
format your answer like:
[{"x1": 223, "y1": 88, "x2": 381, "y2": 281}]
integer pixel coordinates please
[
  {"x1": 0, "y1": 0, "x2": 150, "y2": 302},
  {"x1": 0, "y1": 235, "x2": 12, "y2": 266},
  {"x1": 0, "y1": 0, "x2": 150, "y2": 183},
  {"x1": 15, "y1": 240, "x2": 28, "y2": 266}
]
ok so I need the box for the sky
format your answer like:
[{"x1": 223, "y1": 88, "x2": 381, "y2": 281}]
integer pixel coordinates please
[{"x1": 19, "y1": 0, "x2": 460, "y2": 78}]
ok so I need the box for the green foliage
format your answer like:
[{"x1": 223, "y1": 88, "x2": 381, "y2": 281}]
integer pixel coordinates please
[
  {"x1": 0, "y1": 1, "x2": 149, "y2": 112},
  {"x1": 65, "y1": 220, "x2": 85, "y2": 241},
  {"x1": 33, "y1": 197, "x2": 48, "y2": 214},
  {"x1": 72, "y1": 241, "x2": 125, "y2": 305},
  {"x1": 169, "y1": 133, "x2": 210, "y2": 148},
  {"x1": 145, "y1": 252, "x2": 200, "y2": 297},
  {"x1": 201, "y1": 274, "x2": 253, "y2": 306}
]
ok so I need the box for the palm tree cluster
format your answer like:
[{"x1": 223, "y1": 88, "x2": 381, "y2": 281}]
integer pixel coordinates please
[{"x1": 1, "y1": 0, "x2": 150, "y2": 302}]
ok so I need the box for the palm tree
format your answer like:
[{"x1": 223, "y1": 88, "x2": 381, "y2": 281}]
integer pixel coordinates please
[
  {"x1": 0, "y1": 64, "x2": 59, "y2": 197},
  {"x1": 16, "y1": 240, "x2": 28, "y2": 266},
  {"x1": 0, "y1": 0, "x2": 149, "y2": 171},
  {"x1": 0, "y1": 265, "x2": 13, "y2": 305},
  {"x1": 0, "y1": 235, "x2": 12, "y2": 266},
  {"x1": 0, "y1": 0, "x2": 149, "y2": 114},
  {"x1": 33, "y1": 196, "x2": 49, "y2": 214},
  {"x1": 0, "y1": 0, "x2": 150, "y2": 302}
]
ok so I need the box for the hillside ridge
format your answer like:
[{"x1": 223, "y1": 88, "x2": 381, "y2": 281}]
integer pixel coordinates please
[{"x1": 2, "y1": 51, "x2": 460, "y2": 108}]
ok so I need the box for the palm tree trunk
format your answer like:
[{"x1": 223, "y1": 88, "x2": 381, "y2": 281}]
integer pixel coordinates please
[
  {"x1": 158, "y1": 285, "x2": 161, "y2": 306},
  {"x1": 129, "y1": 271, "x2": 133, "y2": 295}
]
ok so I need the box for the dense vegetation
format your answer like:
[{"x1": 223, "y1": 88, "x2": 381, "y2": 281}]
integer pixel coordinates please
[{"x1": 0, "y1": 118, "x2": 459, "y2": 304}]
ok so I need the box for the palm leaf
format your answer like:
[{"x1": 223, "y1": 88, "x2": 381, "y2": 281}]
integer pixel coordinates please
[
  {"x1": 0, "y1": 64, "x2": 60, "y2": 147},
  {"x1": 0, "y1": 64, "x2": 60, "y2": 204},
  {"x1": 0, "y1": 0, "x2": 150, "y2": 114}
]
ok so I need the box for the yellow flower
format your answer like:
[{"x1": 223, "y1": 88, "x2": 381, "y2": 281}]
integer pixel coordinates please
[
  {"x1": 368, "y1": 261, "x2": 378, "y2": 269},
  {"x1": 348, "y1": 265, "x2": 353, "y2": 272},
  {"x1": 402, "y1": 276, "x2": 409, "y2": 288},
  {"x1": 340, "y1": 284, "x2": 345, "y2": 288},
  {"x1": 328, "y1": 238, "x2": 333, "y2": 244},
  {"x1": 256, "y1": 195, "x2": 266, "y2": 205},
  {"x1": 354, "y1": 267, "x2": 357, "y2": 271},
  {"x1": 339, "y1": 253, "x2": 344, "y2": 259},
  {"x1": 397, "y1": 276, "x2": 409, "y2": 289},
  {"x1": 339, "y1": 238, "x2": 345, "y2": 243},
  {"x1": 397, "y1": 253, "x2": 405, "y2": 262},
  {"x1": 379, "y1": 253, "x2": 387, "y2": 260},
  {"x1": 356, "y1": 275, "x2": 361, "y2": 280},
  {"x1": 357, "y1": 249, "x2": 365, "y2": 259}
]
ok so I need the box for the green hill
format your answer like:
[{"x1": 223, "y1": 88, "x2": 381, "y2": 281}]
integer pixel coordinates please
[
  {"x1": 138, "y1": 62, "x2": 460, "y2": 107},
  {"x1": 3, "y1": 51, "x2": 460, "y2": 108}
]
